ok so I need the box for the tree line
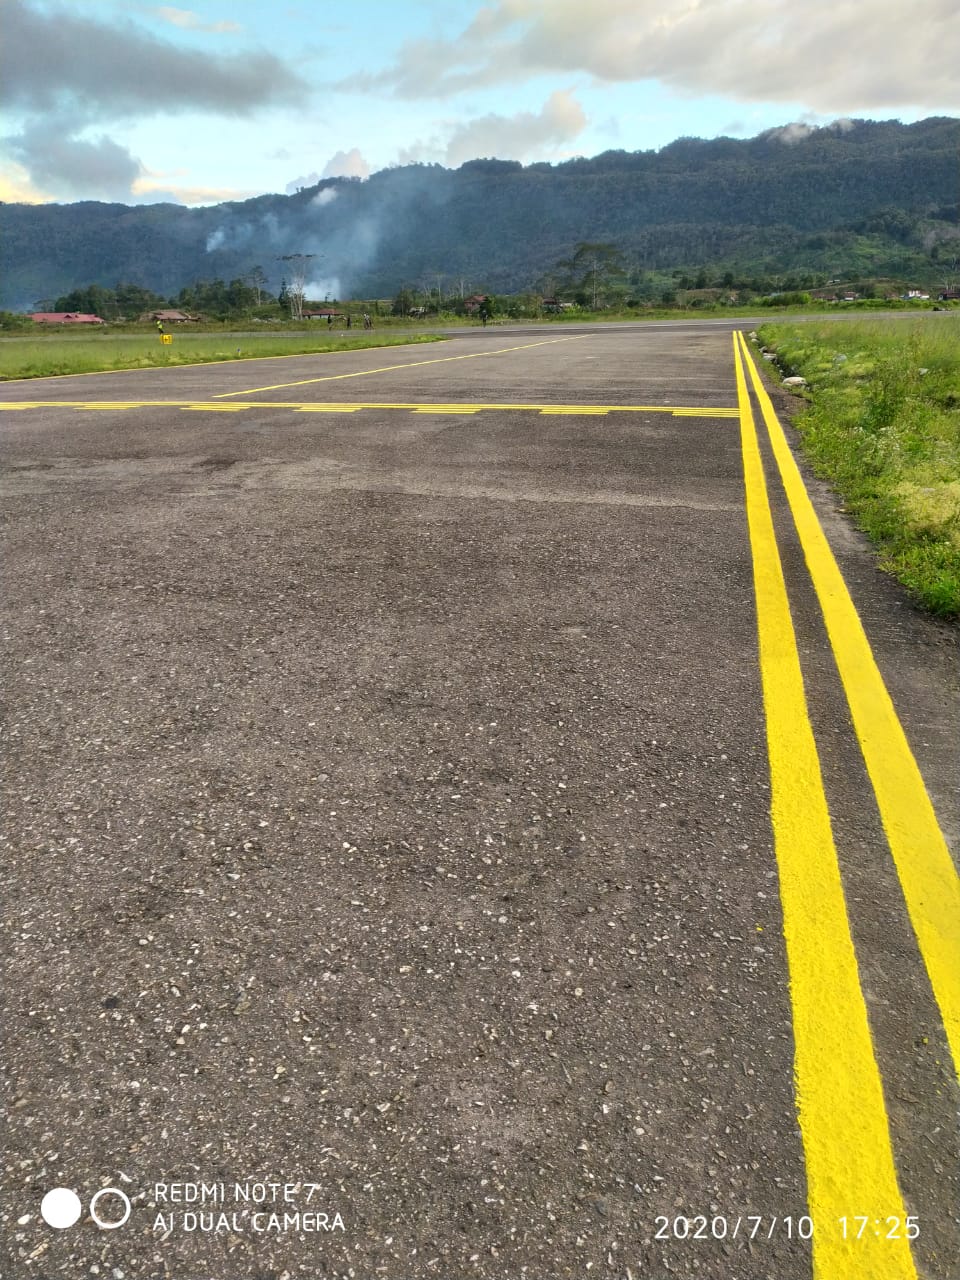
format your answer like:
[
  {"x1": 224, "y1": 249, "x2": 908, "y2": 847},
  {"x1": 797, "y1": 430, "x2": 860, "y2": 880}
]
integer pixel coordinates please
[
  {"x1": 38, "y1": 273, "x2": 280, "y2": 321},
  {"x1": 2, "y1": 116, "x2": 957, "y2": 312}
]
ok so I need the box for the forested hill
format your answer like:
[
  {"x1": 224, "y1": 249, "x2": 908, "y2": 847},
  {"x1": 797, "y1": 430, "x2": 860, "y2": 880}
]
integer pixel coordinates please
[{"x1": 2, "y1": 116, "x2": 958, "y2": 309}]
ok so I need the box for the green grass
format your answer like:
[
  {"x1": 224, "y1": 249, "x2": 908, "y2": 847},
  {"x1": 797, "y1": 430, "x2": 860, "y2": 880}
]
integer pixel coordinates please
[
  {"x1": 757, "y1": 316, "x2": 960, "y2": 617},
  {"x1": 0, "y1": 330, "x2": 445, "y2": 381}
]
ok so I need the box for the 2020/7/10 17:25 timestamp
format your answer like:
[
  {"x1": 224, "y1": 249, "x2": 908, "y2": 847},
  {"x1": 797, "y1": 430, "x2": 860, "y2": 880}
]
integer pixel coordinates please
[
  {"x1": 838, "y1": 1216, "x2": 920, "y2": 1241},
  {"x1": 653, "y1": 1214, "x2": 920, "y2": 1244}
]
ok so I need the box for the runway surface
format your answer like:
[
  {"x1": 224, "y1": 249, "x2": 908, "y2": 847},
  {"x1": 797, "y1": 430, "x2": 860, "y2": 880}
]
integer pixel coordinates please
[{"x1": 2, "y1": 323, "x2": 958, "y2": 1279}]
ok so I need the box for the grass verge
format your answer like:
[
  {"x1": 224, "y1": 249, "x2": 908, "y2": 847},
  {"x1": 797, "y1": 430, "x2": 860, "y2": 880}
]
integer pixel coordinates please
[
  {"x1": 757, "y1": 317, "x2": 960, "y2": 618},
  {"x1": 0, "y1": 331, "x2": 444, "y2": 381}
]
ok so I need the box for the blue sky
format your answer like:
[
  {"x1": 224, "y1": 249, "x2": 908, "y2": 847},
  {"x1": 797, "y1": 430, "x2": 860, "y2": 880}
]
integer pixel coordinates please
[{"x1": 2, "y1": 0, "x2": 957, "y2": 205}]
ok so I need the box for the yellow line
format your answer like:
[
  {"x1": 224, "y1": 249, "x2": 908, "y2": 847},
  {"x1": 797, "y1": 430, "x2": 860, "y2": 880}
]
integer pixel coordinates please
[
  {"x1": 734, "y1": 335, "x2": 916, "y2": 1280},
  {"x1": 0, "y1": 396, "x2": 742, "y2": 417},
  {"x1": 738, "y1": 330, "x2": 960, "y2": 1079},
  {"x1": 673, "y1": 406, "x2": 739, "y2": 416},
  {"x1": 210, "y1": 336, "x2": 588, "y2": 397}
]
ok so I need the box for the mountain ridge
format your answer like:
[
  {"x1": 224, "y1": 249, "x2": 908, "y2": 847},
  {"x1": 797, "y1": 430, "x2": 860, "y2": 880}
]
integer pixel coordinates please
[{"x1": 2, "y1": 116, "x2": 958, "y2": 309}]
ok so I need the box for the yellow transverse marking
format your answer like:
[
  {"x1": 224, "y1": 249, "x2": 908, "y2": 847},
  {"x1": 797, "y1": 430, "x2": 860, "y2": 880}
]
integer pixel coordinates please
[
  {"x1": 211, "y1": 336, "x2": 588, "y2": 397},
  {"x1": 734, "y1": 335, "x2": 916, "y2": 1280},
  {"x1": 0, "y1": 400, "x2": 739, "y2": 418},
  {"x1": 738, "y1": 330, "x2": 960, "y2": 1079},
  {"x1": 180, "y1": 404, "x2": 249, "y2": 412}
]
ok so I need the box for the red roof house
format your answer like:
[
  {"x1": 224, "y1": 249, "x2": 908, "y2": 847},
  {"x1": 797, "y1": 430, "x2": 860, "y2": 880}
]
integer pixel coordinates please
[{"x1": 31, "y1": 312, "x2": 105, "y2": 325}]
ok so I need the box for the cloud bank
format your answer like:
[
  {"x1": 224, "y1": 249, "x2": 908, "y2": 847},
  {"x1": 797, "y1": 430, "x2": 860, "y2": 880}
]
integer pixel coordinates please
[
  {"x1": 4, "y1": 118, "x2": 143, "y2": 200},
  {"x1": 0, "y1": 0, "x2": 310, "y2": 203},
  {"x1": 444, "y1": 90, "x2": 586, "y2": 165},
  {"x1": 0, "y1": 0, "x2": 304, "y2": 119},
  {"x1": 353, "y1": 0, "x2": 960, "y2": 114},
  {"x1": 397, "y1": 90, "x2": 587, "y2": 167}
]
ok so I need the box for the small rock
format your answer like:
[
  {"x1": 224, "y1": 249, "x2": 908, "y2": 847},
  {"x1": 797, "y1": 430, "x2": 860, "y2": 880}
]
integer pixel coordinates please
[{"x1": 782, "y1": 376, "x2": 807, "y2": 387}]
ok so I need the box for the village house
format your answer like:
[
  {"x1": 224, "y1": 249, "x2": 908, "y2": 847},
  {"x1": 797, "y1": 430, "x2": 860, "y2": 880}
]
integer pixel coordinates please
[
  {"x1": 148, "y1": 309, "x2": 197, "y2": 323},
  {"x1": 31, "y1": 312, "x2": 105, "y2": 325}
]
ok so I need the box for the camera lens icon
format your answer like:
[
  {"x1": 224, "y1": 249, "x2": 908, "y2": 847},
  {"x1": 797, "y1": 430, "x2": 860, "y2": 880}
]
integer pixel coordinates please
[
  {"x1": 41, "y1": 1186, "x2": 132, "y2": 1230},
  {"x1": 40, "y1": 1188, "x2": 82, "y2": 1230}
]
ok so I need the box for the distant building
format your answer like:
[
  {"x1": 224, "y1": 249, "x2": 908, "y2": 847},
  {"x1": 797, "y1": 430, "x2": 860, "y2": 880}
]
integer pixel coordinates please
[
  {"x1": 938, "y1": 289, "x2": 960, "y2": 301},
  {"x1": 464, "y1": 294, "x2": 491, "y2": 314},
  {"x1": 148, "y1": 309, "x2": 197, "y2": 323},
  {"x1": 31, "y1": 311, "x2": 104, "y2": 325},
  {"x1": 303, "y1": 310, "x2": 342, "y2": 320}
]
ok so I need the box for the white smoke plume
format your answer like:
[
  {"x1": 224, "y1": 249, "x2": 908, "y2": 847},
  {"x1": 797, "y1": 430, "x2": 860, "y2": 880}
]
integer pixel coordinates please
[{"x1": 304, "y1": 277, "x2": 342, "y2": 301}]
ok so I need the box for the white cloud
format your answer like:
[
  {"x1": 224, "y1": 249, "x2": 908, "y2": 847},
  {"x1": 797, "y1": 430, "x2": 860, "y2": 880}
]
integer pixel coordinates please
[
  {"x1": 761, "y1": 116, "x2": 860, "y2": 146},
  {"x1": 0, "y1": 158, "x2": 51, "y2": 203},
  {"x1": 132, "y1": 168, "x2": 255, "y2": 205},
  {"x1": 354, "y1": 0, "x2": 960, "y2": 114},
  {"x1": 444, "y1": 89, "x2": 587, "y2": 165},
  {"x1": 394, "y1": 91, "x2": 587, "y2": 167},
  {"x1": 765, "y1": 121, "x2": 817, "y2": 145},
  {"x1": 1, "y1": 0, "x2": 305, "y2": 120},
  {"x1": 286, "y1": 171, "x2": 322, "y2": 192},
  {"x1": 322, "y1": 147, "x2": 370, "y2": 178},
  {"x1": 285, "y1": 149, "x2": 370, "y2": 194},
  {"x1": 154, "y1": 7, "x2": 242, "y2": 34},
  {"x1": 4, "y1": 119, "x2": 144, "y2": 200}
]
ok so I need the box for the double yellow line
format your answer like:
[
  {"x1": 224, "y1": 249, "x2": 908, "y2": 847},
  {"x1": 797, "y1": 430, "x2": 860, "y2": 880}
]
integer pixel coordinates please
[{"x1": 734, "y1": 332, "x2": 959, "y2": 1279}]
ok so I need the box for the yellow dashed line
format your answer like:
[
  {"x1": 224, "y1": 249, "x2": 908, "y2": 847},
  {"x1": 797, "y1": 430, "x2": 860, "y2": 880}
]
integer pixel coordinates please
[
  {"x1": 293, "y1": 405, "x2": 362, "y2": 413},
  {"x1": 734, "y1": 333, "x2": 916, "y2": 1280},
  {"x1": 179, "y1": 404, "x2": 250, "y2": 412},
  {"x1": 74, "y1": 402, "x2": 147, "y2": 410},
  {"x1": 0, "y1": 399, "x2": 739, "y2": 418},
  {"x1": 673, "y1": 406, "x2": 739, "y2": 417},
  {"x1": 539, "y1": 407, "x2": 610, "y2": 415}
]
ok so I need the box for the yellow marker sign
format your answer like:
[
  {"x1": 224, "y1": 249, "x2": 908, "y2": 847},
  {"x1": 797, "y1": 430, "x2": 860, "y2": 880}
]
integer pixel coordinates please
[{"x1": 160, "y1": 334, "x2": 173, "y2": 345}]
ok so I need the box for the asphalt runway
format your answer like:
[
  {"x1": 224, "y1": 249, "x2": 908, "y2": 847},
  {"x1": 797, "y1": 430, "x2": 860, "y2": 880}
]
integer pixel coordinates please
[{"x1": 2, "y1": 323, "x2": 958, "y2": 1280}]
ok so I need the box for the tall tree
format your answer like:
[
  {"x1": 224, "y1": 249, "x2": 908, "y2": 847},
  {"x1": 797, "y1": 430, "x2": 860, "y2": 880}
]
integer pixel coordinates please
[
  {"x1": 277, "y1": 253, "x2": 316, "y2": 319},
  {"x1": 556, "y1": 242, "x2": 626, "y2": 308},
  {"x1": 246, "y1": 265, "x2": 269, "y2": 306}
]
